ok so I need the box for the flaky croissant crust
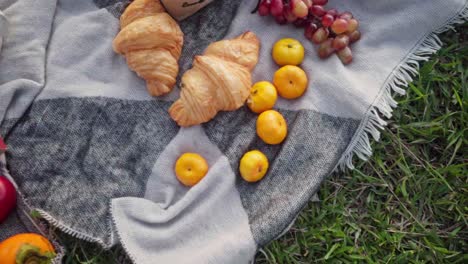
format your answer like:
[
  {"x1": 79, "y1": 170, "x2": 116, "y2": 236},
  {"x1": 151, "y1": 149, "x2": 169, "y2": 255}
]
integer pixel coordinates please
[
  {"x1": 113, "y1": 0, "x2": 183, "y2": 96},
  {"x1": 169, "y1": 32, "x2": 260, "y2": 127}
]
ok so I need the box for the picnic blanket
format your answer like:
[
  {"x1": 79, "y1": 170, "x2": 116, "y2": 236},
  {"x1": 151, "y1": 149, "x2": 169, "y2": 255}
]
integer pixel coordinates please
[{"x1": 0, "y1": 0, "x2": 466, "y2": 263}]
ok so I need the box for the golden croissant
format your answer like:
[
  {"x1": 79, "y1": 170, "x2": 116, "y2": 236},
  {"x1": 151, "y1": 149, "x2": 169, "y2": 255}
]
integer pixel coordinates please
[
  {"x1": 169, "y1": 31, "x2": 260, "y2": 127},
  {"x1": 113, "y1": 0, "x2": 184, "y2": 96}
]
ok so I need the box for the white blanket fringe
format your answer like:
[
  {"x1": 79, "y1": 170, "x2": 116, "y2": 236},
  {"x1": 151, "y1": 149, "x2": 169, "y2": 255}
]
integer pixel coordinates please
[{"x1": 337, "y1": 3, "x2": 468, "y2": 171}]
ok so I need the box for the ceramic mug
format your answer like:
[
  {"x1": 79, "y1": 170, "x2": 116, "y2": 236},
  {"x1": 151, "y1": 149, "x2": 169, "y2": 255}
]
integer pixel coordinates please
[
  {"x1": 160, "y1": 0, "x2": 216, "y2": 21},
  {"x1": 0, "y1": 11, "x2": 8, "y2": 51}
]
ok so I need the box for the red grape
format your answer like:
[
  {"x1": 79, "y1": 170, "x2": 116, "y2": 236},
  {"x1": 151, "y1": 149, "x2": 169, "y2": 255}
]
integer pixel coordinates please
[
  {"x1": 322, "y1": 14, "x2": 334, "y2": 27},
  {"x1": 304, "y1": 23, "x2": 319, "y2": 40},
  {"x1": 337, "y1": 46, "x2": 353, "y2": 64},
  {"x1": 293, "y1": 18, "x2": 308, "y2": 27},
  {"x1": 274, "y1": 14, "x2": 287, "y2": 24},
  {"x1": 254, "y1": 0, "x2": 361, "y2": 66},
  {"x1": 270, "y1": 0, "x2": 283, "y2": 17},
  {"x1": 302, "y1": 0, "x2": 313, "y2": 8},
  {"x1": 313, "y1": 0, "x2": 328, "y2": 6},
  {"x1": 312, "y1": 27, "x2": 329, "y2": 44},
  {"x1": 331, "y1": 18, "x2": 349, "y2": 34},
  {"x1": 284, "y1": 8, "x2": 298, "y2": 22},
  {"x1": 339, "y1": 11, "x2": 353, "y2": 20},
  {"x1": 310, "y1": 5, "x2": 326, "y2": 17},
  {"x1": 258, "y1": 0, "x2": 270, "y2": 16},
  {"x1": 311, "y1": 17, "x2": 322, "y2": 25},
  {"x1": 327, "y1": 8, "x2": 338, "y2": 18},
  {"x1": 348, "y1": 30, "x2": 361, "y2": 43},
  {"x1": 318, "y1": 38, "x2": 335, "y2": 58},
  {"x1": 347, "y1": 19, "x2": 359, "y2": 32},
  {"x1": 291, "y1": 0, "x2": 309, "y2": 18},
  {"x1": 332, "y1": 34, "x2": 350, "y2": 50}
]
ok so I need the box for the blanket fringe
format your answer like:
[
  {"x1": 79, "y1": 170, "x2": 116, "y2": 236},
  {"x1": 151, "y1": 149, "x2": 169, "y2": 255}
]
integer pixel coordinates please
[
  {"x1": 2, "y1": 154, "x2": 112, "y2": 250},
  {"x1": 36, "y1": 209, "x2": 110, "y2": 248},
  {"x1": 0, "y1": 154, "x2": 65, "y2": 263},
  {"x1": 337, "y1": 3, "x2": 468, "y2": 171}
]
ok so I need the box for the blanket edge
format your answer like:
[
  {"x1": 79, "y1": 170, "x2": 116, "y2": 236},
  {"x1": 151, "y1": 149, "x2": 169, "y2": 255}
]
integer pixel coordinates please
[{"x1": 334, "y1": 3, "x2": 468, "y2": 171}]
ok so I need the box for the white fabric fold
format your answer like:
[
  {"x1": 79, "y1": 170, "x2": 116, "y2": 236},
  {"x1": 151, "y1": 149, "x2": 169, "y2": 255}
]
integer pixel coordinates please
[{"x1": 112, "y1": 126, "x2": 257, "y2": 264}]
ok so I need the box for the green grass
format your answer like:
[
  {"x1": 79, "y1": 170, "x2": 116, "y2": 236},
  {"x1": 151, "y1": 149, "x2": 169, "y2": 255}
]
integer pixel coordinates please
[
  {"x1": 255, "y1": 25, "x2": 467, "y2": 263},
  {"x1": 57, "y1": 25, "x2": 467, "y2": 263}
]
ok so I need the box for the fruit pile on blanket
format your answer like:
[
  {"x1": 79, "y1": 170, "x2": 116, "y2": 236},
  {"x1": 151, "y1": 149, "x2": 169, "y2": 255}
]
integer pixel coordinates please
[
  {"x1": 186, "y1": 0, "x2": 364, "y2": 184},
  {"x1": 1, "y1": 0, "x2": 358, "y2": 260},
  {"x1": 113, "y1": 0, "x2": 361, "y2": 187},
  {"x1": 255, "y1": 0, "x2": 362, "y2": 64},
  {"x1": 0, "y1": 0, "x2": 464, "y2": 264},
  {"x1": 176, "y1": 37, "x2": 311, "y2": 185}
]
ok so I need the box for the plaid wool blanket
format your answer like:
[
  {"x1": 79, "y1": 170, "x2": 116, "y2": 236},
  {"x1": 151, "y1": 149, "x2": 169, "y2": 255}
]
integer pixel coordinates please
[{"x1": 0, "y1": 0, "x2": 466, "y2": 263}]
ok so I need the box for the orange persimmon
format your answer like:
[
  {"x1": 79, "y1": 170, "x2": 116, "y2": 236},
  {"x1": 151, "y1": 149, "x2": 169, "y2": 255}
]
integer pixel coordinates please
[{"x1": 0, "y1": 233, "x2": 56, "y2": 264}]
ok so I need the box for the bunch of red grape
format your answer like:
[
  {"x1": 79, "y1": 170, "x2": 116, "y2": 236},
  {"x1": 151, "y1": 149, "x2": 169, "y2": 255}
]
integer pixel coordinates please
[{"x1": 255, "y1": 0, "x2": 361, "y2": 65}]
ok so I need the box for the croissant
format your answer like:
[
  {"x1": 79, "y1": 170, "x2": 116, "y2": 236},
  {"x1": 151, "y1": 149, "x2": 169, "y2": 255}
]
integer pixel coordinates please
[
  {"x1": 169, "y1": 31, "x2": 260, "y2": 127},
  {"x1": 113, "y1": 0, "x2": 184, "y2": 96}
]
